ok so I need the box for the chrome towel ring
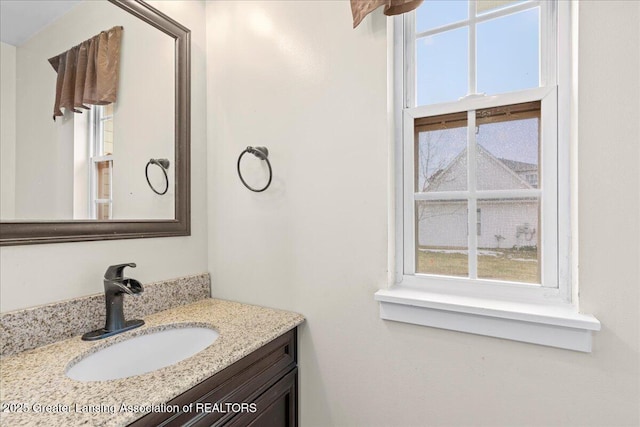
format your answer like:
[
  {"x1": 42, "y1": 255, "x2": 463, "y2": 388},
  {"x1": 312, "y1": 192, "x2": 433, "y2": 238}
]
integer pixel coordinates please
[
  {"x1": 237, "y1": 146, "x2": 272, "y2": 192},
  {"x1": 145, "y1": 158, "x2": 170, "y2": 195}
]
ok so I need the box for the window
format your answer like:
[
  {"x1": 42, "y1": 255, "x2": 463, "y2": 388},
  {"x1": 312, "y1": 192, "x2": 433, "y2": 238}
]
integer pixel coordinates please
[
  {"x1": 89, "y1": 104, "x2": 114, "y2": 220},
  {"x1": 406, "y1": 0, "x2": 556, "y2": 288},
  {"x1": 375, "y1": 0, "x2": 600, "y2": 352}
]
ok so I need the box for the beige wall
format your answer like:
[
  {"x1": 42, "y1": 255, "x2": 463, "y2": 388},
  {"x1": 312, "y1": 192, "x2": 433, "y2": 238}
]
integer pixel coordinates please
[
  {"x1": 206, "y1": 2, "x2": 639, "y2": 426},
  {"x1": 0, "y1": 0, "x2": 208, "y2": 312},
  {"x1": 0, "y1": 42, "x2": 17, "y2": 219}
]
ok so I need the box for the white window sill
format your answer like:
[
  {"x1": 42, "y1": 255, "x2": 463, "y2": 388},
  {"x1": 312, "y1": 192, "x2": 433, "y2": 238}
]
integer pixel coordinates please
[{"x1": 374, "y1": 286, "x2": 600, "y2": 352}]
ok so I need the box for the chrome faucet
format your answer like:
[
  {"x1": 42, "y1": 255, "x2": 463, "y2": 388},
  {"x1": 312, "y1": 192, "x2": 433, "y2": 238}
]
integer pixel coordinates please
[{"x1": 82, "y1": 263, "x2": 145, "y2": 341}]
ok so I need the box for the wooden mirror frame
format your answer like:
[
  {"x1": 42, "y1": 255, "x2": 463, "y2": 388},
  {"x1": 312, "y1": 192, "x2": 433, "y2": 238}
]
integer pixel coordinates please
[{"x1": 0, "y1": 0, "x2": 190, "y2": 246}]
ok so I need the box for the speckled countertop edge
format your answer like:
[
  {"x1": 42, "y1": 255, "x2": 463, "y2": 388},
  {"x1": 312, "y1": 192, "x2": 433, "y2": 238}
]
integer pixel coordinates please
[{"x1": 0, "y1": 298, "x2": 305, "y2": 427}]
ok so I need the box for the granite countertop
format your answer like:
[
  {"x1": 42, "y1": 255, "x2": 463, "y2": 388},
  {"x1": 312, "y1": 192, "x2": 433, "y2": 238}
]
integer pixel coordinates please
[{"x1": 0, "y1": 298, "x2": 304, "y2": 427}]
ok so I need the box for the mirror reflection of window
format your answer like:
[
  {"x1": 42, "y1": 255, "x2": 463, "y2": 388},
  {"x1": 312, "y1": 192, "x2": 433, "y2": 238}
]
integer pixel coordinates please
[{"x1": 90, "y1": 105, "x2": 114, "y2": 220}]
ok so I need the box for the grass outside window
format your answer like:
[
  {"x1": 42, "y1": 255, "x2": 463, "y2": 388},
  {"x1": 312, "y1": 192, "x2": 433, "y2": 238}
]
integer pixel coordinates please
[{"x1": 417, "y1": 247, "x2": 539, "y2": 284}]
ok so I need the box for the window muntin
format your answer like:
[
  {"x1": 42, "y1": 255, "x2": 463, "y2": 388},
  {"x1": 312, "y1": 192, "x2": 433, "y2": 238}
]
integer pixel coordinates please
[
  {"x1": 476, "y1": 0, "x2": 527, "y2": 16},
  {"x1": 401, "y1": 0, "x2": 558, "y2": 291}
]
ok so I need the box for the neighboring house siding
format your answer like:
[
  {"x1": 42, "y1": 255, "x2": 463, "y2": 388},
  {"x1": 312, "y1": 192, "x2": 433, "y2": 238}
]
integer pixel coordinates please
[
  {"x1": 418, "y1": 200, "x2": 538, "y2": 249},
  {"x1": 418, "y1": 201, "x2": 468, "y2": 248},
  {"x1": 420, "y1": 144, "x2": 539, "y2": 249},
  {"x1": 477, "y1": 200, "x2": 538, "y2": 248}
]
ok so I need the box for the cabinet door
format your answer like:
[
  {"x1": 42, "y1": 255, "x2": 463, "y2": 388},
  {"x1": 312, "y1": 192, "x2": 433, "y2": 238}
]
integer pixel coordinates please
[
  {"x1": 128, "y1": 329, "x2": 297, "y2": 427},
  {"x1": 226, "y1": 368, "x2": 297, "y2": 427}
]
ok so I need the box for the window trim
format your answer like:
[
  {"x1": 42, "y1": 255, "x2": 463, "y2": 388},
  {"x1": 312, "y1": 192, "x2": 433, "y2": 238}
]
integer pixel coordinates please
[
  {"x1": 378, "y1": 0, "x2": 600, "y2": 352},
  {"x1": 375, "y1": 285, "x2": 600, "y2": 352}
]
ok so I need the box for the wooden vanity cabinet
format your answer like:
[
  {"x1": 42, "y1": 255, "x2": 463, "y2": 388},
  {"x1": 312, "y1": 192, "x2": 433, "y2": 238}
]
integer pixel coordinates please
[{"x1": 129, "y1": 328, "x2": 298, "y2": 427}]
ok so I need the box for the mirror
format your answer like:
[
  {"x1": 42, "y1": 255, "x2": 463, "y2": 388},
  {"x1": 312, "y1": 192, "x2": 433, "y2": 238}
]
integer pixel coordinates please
[{"x1": 0, "y1": 0, "x2": 190, "y2": 245}]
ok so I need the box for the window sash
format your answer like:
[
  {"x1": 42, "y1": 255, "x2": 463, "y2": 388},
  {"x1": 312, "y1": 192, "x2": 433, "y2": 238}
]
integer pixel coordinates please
[
  {"x1": 403, "y1": 87, "x2": 557, "y2": 289},
  {"x1": 405, "y1": 0, "x2": 556, "y2": 108}
]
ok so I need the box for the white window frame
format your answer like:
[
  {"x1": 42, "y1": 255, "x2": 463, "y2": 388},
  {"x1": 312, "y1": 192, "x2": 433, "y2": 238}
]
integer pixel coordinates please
[{"x1": 376, "y1": 0, "x2": 600, "y2": 352}]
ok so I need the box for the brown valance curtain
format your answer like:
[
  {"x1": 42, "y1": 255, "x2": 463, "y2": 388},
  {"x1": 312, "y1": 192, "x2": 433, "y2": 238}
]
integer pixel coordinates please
[
  {"x1": 49, "y1": 26, "x2": 123, "y2": 120},
  {"x1": 350, "y1": 0, "x2": 423, "y2": 28}
]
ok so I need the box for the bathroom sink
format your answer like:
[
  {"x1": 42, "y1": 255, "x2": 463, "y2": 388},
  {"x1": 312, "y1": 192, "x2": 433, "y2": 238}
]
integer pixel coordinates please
[{"x1": 66, "y1": 326, "x2": 219, "y2": 382}]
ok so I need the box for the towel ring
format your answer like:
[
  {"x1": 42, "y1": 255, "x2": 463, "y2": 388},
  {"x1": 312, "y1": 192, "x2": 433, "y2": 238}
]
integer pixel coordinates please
[
  {"x1": 145, "y1": 158, "x2": 170, "y2": 195},
  {"x1": 237, "y1": 146, "x2": 272, "y2": 192}
]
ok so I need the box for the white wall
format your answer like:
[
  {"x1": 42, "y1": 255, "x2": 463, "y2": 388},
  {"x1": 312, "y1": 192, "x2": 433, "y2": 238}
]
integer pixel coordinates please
[
  {"x1": 110, "y1": 4, "x2": 175, "y2": 220},
  {"x1": 206, "y1": 1, "x2": 639, "y2": 426},
  {"x1": 11, "y1": 0, "x2": 174, "y2": 220},
  {"x1": 0, "y1": 42, "x2": 16, "y2": 219},
  {"x1": 0, "y1": 0, "x2": 208, "y2": 312}
]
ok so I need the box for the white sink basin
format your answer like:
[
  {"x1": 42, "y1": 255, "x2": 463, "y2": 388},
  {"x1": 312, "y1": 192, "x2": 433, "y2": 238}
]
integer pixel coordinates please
[{"x1": 66, "y1": 326, "x2": 219, "y2": 382}]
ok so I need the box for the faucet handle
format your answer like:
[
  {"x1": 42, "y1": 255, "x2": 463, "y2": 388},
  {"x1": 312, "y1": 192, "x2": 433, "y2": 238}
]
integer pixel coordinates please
[{"x1": 104, "y1": 263, "x2": 137, "y2": 280}]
